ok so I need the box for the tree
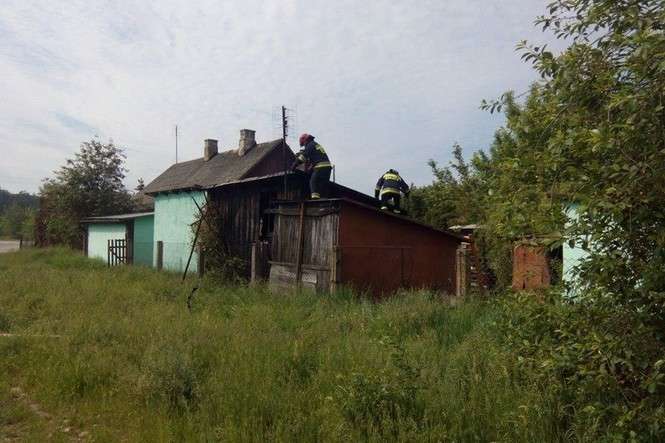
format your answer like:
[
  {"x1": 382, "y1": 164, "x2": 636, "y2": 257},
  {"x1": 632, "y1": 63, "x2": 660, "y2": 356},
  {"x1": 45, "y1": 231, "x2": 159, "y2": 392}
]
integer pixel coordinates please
[
  {"x1": 407, "y1": 143, "x2": 489, "y2": 229},
  {"x1": 135, "y1": 178, "x2": 145, "y2": 192},
  {"x1": 37, "y1": 138, "x2": 131, "y2": 247}
]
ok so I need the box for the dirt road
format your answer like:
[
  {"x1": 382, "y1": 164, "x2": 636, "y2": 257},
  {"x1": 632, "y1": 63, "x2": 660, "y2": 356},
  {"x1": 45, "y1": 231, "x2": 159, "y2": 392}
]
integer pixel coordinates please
[{"x1": 0, "y1": 240, "x2": 20, "y2": 254}]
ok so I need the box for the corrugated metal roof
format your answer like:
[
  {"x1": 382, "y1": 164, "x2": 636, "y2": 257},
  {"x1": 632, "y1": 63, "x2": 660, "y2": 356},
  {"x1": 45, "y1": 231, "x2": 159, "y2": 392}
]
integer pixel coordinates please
[
  {"x1": 81, "y1": 212, "x2": 154, "y2": 223},
  {"x1": 143, "y1": 139, "x2": 287, "y2": 194}
]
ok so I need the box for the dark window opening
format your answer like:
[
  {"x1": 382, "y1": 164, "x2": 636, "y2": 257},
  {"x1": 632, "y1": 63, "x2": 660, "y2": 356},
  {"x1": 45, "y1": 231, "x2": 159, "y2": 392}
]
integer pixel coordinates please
[{"x1": 259, "y1": 190, "x2": 278, "y2": 240}]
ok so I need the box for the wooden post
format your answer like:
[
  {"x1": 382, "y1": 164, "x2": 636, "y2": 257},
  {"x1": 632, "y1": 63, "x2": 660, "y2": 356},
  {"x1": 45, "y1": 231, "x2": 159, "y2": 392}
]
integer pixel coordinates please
[
  {"x1": 107, "y1": 239, "x2": 111, "y2": 268},
  {"x1": 182, "y1": 217, "x2": 203, "y2": 281},
  {"x1": 198, "y1": 246, "x2": 205, "y2": 278},
  {"x1": 19, "y1": 236, "x2": 23, "y2": 250},
  {"x1": 250, "y1": 242, "x2": 258, "y2": 284},
  {"x1": 156, "y1": 241, "x2": 163, "y2": 271},
  {"x1": 330, "y1": 246, "x2": 341, "y2": 294},
  {"x1": 295, "y1": 202, "x2": 306, "y2": 286},
  {"x1": 456, "y1": 246, "x2": 468, "y2": 297}
]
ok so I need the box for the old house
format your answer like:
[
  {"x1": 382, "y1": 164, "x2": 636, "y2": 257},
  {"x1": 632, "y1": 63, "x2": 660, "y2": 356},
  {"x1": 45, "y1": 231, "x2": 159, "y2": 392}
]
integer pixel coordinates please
[
  {"x1": 142, "y1": 129, "x2": 295, "y2": 272},
  {"x1": 82, "y1": 127, "x2": 466, "y2": 296}
]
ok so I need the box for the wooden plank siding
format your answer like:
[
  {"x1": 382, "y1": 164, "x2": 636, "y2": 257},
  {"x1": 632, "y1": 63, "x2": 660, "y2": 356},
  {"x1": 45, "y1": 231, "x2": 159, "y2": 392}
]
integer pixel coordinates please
[{"x1": 209, "y1": 174, "x2": 306, "y2": 277}]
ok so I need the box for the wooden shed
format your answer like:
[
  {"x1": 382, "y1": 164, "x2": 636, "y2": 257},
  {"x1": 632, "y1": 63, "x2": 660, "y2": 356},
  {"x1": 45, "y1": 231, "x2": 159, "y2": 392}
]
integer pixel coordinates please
[{"x1": 267, "y1": 199, "x2": 463, "y2": 297}]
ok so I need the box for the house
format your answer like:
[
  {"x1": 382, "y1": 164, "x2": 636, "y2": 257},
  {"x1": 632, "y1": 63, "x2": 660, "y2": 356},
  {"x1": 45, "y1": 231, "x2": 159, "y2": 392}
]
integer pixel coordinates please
[
  {"x1": 81, "y1": 126, "x2": 465, "y2": 296},
  {"x1": 142, "y1": 129, "x2": 380, "y2": 275},
  {"x1": 142, "y1": 129, "x2": 296, "y2": 273},
  {"x1": 81, "y1": 212, "x2": 154, "y2": 266}
]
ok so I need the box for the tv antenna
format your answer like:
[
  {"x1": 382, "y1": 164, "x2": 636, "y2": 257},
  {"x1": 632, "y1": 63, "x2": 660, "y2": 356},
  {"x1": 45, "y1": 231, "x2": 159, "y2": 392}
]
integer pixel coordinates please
[
  {"x1": 281, "y1": 106, "x2": 295, "y2": 194},
  {"x1": 175, "y1": 124, "x2": 179, "y2": 164}
]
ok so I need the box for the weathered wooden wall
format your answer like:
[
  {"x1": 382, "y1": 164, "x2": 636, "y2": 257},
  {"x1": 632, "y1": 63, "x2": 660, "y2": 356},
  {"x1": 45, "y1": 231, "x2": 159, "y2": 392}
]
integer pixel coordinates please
[
  {"x1": 269, "y1": 201, "x2": 339, "y2": 292},
  {"x1": 210, "y1": 175, "x2": 306, "y2": 276}
]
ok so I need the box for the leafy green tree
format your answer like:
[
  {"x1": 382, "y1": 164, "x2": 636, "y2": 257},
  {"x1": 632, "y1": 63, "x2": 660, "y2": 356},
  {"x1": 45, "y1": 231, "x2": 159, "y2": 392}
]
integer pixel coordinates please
[
  {"x1": 407, "y1": 143, "x2": 489, "y2": 229},
  {"x1": 482, "y1": 1, "x2": 665, "y2": 438},
  {"x1": 37, "y1": 138, "x2": 131, "y2": 247}
]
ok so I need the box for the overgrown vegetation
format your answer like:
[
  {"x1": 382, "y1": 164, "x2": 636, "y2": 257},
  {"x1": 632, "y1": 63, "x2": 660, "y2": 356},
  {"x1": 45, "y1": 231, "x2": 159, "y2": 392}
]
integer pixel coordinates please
[
  {"x1": 0, "y1": 188, "x2": 37, "y2": 240},
  {"x1": 1, "y1": 249, "x2": 555, "y2": 442},
  {"x1": 407, "y1": 1, "x2": 665, "y2": 440}
]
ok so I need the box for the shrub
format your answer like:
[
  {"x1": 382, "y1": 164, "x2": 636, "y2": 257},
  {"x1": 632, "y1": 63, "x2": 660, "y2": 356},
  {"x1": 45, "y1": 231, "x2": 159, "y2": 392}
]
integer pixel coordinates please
[{"x1": 500, "y1": 291, "x2": 665, "y2": 441}]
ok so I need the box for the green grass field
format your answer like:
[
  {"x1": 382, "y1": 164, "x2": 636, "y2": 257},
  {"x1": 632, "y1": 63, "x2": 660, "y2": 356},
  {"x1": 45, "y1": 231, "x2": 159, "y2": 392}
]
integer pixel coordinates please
[{"x1": 0, "y1": 249, "x2": 555, "y2": 442}]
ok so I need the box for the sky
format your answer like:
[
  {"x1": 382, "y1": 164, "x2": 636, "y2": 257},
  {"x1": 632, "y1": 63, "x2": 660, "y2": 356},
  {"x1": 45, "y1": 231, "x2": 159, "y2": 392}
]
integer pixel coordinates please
[{"x1": 0, "y1": 0, "x2": 563, "y2": 195}]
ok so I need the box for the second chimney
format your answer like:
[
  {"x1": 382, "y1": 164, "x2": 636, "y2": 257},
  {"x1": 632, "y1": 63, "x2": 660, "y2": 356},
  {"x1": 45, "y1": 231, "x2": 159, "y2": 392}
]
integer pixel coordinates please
[
  {"x1": 204, "y1": 139, "x2": 218, "y2": 161},
  {"x1": 238, "y1": 129, "x2": 256, "y2": 156}
]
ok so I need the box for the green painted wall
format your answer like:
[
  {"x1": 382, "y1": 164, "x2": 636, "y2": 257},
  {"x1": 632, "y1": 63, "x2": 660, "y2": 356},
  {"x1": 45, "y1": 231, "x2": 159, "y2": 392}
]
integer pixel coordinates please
[
  {"x1": 133, "y1": 214, "x2": 154, "y2": 266},
  {"x1": 563, "y1": 203, "x2": 589, "y2": 291},
  {"x1": 87, "y1": 223, "x2": 127, "y2": 262},
  {"x1": 153, "y1": 191, "x2": 205, "y2": 272}
]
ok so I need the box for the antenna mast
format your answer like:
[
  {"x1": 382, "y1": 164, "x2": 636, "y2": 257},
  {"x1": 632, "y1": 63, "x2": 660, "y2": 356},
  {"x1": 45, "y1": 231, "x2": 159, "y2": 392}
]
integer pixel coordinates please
[
  {"x1": 175, "y1": 124, "x2": 179, "y2": 164},
  {"x1": 281, "y1": 106, "x2": 288, "y2": 195}
]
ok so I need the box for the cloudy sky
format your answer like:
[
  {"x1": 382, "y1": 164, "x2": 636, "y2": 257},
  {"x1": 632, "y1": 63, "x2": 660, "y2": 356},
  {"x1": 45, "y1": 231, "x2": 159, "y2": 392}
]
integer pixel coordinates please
[{"x1": 0, "y1": 0, "x2": 562, "y2": 195}]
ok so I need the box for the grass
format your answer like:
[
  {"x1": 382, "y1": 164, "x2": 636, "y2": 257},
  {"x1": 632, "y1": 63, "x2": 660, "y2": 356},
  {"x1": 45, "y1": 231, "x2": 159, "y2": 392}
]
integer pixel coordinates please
[{"x1": 0, "y1": 248, "x2": 556, "y2": 442}]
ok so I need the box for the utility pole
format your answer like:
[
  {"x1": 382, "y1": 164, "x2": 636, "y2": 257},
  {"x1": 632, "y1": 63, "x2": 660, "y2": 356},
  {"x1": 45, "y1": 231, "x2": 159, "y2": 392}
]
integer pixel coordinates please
[{"x1": 175, "y1": 124, "x2": 179, "y2": 164}]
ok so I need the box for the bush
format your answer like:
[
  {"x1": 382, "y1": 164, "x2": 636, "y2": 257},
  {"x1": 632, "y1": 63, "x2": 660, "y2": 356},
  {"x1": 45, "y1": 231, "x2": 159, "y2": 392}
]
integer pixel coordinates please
[{"x1": 500, "y1": 291, "x2": 665, "y2": 441}]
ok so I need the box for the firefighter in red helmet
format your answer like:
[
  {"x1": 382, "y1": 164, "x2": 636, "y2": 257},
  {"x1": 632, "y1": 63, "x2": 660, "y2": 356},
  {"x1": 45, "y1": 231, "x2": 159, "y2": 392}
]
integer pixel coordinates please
[{"x1": 291, "y1": 133, "x2": 332, "y2": 199}]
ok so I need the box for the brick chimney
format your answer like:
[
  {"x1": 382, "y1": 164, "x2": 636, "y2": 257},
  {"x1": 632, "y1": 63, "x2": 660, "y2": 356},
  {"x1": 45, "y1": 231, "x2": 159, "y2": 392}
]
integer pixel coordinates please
[
  {"x1": 204, "y1": 139, "x2": 218, "y2": 161},
  {"x1": 238, "y1": 129, "x2": 256, "y2": 156}
]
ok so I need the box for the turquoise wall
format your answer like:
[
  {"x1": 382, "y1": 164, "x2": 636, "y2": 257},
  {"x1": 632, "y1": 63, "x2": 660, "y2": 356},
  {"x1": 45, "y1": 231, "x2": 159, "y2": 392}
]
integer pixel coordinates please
[
  {"x1": 133, "y1": 214, "x2": 154, "y2": 266},
  {"x1": 87, "y1": 223, "x2": 127, "y2": 262},
  {"x1": 153, "y1": 191, "x2": 205, "y2": 272},
  {"x1": 563, "y1": 203, "x2": 589, "y2": 290}
]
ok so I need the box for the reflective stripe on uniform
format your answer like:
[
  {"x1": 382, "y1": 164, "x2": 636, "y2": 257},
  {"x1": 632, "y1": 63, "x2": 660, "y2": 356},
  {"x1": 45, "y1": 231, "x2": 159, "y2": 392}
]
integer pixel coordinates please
[
  {"x1": 311, "y1": 192, "x2": 321, "y2": 199},
  {"x1": 314, "y1": 161, "x2": 332, "y2": 169},
  {"x1": 382, "y1": 173, "x2": 400, "y2": 181},
  {"x1": 380, "y1": 188, "x2": 401, "y2": 197}
]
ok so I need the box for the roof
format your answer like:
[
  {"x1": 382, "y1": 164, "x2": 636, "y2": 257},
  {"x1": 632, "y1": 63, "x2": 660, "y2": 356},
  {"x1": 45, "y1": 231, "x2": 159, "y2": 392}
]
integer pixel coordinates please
[
  {"x1": 210, "y1": 170, "x2": 378, "y2": 207},
  {"x1": 81, "y1": 212, "x2": 154, "y2": 223},
  {"x1": 143, "y1": 139, "x2": 287, "y2": 194}
]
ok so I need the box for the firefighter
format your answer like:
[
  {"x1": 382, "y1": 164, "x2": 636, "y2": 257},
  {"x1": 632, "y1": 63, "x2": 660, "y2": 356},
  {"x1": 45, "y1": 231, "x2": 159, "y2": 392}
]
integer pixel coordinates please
[
  {"x1": 375, "y1": 169, "x2": 410, "y2": 213},
  {"x1": 291, "y1": 133, "x2": 332, "y2": 199}
]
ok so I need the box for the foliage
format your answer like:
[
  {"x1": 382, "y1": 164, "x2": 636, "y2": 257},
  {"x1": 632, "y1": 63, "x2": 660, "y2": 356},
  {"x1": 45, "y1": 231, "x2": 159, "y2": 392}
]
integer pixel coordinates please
[
  {"x1": 480, "y1": 3, "x2": 665, "y2": 441},
  {"x1": 0, "y1": 248, "x2": 555, "y2": 442},
  {"x1": 0, "y1": 188, "x2": 38, "y2": 240},
  {"x1": 501, "y1": 291, "x2": 665, "y2": 441},
  {"x1": 0, "y1": 204, "x2": 35, "y2": 240},
  {"x1": 499, "y1": 0, "x2": 665, "y2": 299},
  {"x1": 36, "y1": 138, "x2": 132, "y2": 247},
  {"x1": 406, "y1": 143, "x2": 489, "y2": 230},
  {"x1": 195, "y1": 200, "x2": 247, "y2": 283}
]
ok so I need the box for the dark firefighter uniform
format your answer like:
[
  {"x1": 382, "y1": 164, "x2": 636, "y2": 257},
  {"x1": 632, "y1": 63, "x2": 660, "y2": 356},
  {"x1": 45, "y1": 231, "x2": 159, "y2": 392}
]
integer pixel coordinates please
[
  {"x1": 292, "y1": 134, "x2": 332, "y2": 199},
  {"x1": 375, "y1": 169, "x2": 410, "y2": 213}
]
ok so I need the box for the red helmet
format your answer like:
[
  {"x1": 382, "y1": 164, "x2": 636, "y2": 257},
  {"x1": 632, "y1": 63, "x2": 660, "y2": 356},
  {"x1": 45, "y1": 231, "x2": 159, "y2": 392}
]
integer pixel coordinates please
[{"x1": 299, "y1": 133, "x2": 313, "y2": 146}]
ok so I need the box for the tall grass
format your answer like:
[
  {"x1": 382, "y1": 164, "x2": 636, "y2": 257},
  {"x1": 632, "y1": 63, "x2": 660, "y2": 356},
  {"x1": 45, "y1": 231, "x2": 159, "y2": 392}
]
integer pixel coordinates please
[{"x1": 0, "y1": 248, "x2": 556, "y2": 441}]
